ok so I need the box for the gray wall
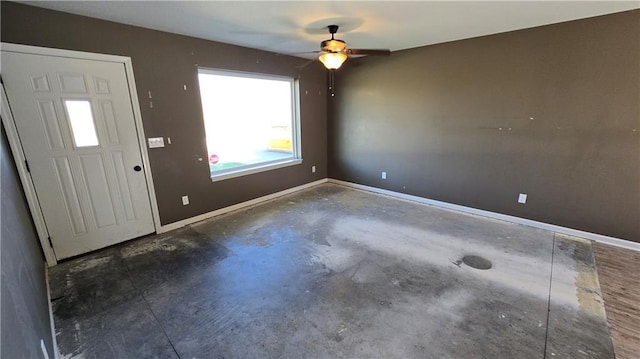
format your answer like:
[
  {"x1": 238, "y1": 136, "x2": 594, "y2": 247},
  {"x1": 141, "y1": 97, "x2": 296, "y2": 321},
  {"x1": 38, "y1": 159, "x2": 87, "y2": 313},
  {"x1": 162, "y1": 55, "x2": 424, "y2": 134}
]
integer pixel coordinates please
[
  {"x1": 1, "y1": 2, "x2": 328, "y2": 225},
  {"x1": 329, "y1": 10, "x2": 640, "y2": 242},
  {"x1": 1, "y1": 127, "x2": 55, "y2": 358}
]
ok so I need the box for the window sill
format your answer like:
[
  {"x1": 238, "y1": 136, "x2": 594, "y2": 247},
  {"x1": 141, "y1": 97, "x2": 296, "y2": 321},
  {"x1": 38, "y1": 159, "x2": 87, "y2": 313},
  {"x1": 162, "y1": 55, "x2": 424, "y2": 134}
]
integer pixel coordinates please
[{"x1": 210, "y1": 158, "x2": 303, "y2": 182}]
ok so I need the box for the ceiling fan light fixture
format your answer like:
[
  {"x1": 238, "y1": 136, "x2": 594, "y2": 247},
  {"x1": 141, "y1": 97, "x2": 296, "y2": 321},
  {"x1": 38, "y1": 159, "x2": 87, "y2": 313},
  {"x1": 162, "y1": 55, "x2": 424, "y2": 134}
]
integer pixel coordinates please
[
  {"x1": 319, "y1": 52, "x2": 348, "y2": 70},
  {"x1": 321, "y1": 39, "x2": 346, "y2": 53}
]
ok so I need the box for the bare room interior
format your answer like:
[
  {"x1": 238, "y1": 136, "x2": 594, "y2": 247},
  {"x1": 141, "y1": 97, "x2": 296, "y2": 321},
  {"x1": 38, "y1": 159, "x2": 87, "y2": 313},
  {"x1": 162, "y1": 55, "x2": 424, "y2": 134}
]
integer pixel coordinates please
[{"x1": 1, "y1": 1, "x2": 639, "y2": 358}]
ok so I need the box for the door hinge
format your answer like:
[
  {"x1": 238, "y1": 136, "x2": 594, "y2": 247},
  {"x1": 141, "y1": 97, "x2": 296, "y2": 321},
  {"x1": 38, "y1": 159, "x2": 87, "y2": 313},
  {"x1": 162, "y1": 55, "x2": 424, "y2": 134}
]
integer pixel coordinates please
[
  {"x1": 24, "y1": 160, "x2": 30, "y2": 173},
  {"x1": 48, "y1": 236, "x2": 53, "y2": 248}
]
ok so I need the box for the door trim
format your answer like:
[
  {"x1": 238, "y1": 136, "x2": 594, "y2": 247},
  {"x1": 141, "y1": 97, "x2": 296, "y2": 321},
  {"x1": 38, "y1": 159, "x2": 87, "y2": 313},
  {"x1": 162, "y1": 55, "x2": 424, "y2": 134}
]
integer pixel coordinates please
[
  {"x1": 1, "y1": 81, "x2": 57, "y2": 265},
  {"x1": 1, "y1": 43, "x2": 161, "y2": 266}
]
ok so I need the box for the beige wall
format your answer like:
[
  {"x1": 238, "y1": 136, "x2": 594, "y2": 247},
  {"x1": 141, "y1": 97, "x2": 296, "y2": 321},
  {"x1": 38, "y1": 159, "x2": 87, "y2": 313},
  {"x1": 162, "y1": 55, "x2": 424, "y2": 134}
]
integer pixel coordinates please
[
  {"x1": 1, "y1": 2, "x2": 328, "y2": 225},
  {"x1": 1, "y1": 127, "x2": 54, "y2": 358},
  {"x1": 329, "y1": 10, "x2": 640, "y2": 242},
  {"x1": 3, "y1": 2, "x2": 638, "y2": 241}
]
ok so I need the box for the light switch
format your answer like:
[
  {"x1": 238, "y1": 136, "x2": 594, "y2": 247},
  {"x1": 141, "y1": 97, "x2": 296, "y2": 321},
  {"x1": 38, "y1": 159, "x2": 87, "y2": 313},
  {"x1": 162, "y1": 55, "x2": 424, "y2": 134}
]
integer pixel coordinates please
[{"x1": 148, "y1": 137, "x2": 165, "y2": 148}]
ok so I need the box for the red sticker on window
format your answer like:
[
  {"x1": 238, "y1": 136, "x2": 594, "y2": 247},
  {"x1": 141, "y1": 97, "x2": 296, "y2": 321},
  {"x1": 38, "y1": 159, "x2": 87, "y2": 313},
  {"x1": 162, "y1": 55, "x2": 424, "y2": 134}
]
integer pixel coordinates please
[{"x1": 209, "y1": 154, "x2": 219, "y2": 164}]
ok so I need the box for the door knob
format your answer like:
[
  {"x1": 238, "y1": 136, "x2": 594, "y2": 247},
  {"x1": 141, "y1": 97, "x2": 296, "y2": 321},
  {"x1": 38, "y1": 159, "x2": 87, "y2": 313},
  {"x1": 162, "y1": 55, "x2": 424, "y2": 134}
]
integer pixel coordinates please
[{"x1": 133, "y1": 165, "x2": 142, "y2": 172}]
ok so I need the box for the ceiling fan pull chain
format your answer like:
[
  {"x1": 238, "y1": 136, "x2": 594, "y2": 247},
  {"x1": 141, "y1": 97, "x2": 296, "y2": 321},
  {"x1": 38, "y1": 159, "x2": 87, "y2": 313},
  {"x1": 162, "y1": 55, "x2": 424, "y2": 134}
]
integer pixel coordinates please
[{"x1": 329, "y1": 70, "x2": 335, "y2": 97}]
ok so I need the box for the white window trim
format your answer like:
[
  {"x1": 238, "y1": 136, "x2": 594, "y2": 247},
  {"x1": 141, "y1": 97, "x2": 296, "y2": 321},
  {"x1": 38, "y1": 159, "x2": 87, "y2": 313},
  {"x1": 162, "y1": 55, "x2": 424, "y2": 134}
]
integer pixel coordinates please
[
  {"x1": 211, "y1": 158, "x2": 303, "y2": 182},
  {"x1": 197, "y1": 68, "x2": 303, "y2": 181}
]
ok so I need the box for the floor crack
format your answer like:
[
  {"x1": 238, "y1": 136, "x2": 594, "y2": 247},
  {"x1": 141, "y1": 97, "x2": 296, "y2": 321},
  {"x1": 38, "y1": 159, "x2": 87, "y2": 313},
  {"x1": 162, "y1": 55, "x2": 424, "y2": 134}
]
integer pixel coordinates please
[
  {"x1": 349, "y1": 259, "x2": 364, "y2": 280},
  {"x1": 543, "y1": 233, "x2": 556, "y2": 359},
  {"x1": 121, "y1": 256, "x2": 182, "y2": 359}
]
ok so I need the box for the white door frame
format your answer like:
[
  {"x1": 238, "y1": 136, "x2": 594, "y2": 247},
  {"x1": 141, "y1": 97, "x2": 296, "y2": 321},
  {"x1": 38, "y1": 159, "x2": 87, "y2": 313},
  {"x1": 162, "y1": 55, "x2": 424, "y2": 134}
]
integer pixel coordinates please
[{"x1": 1, "y1": 43, "x2": 161, "y2": 266}]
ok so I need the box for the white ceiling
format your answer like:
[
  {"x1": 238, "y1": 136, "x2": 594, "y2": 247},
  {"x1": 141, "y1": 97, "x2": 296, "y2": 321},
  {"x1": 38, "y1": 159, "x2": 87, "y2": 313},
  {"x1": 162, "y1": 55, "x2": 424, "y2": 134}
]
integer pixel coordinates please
[{"x1": 21, "y1": 1, "x2": 639, "y2": 58}]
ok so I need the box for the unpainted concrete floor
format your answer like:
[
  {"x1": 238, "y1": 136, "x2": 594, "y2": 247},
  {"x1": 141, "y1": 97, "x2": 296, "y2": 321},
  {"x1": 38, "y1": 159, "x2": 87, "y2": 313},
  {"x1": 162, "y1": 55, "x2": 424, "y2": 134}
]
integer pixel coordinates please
[{"x1": 49, "y1": 184, "x2": 614, "y2": 358}]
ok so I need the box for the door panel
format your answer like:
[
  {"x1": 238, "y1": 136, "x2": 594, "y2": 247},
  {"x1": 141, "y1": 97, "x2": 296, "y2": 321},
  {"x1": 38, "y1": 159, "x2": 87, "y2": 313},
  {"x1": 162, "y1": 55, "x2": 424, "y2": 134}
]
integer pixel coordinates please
[
  {"x1": 2, "y1": 51, "x2": 154, "y2": 259},
  {"x1": 111, "y1": 151, "x2": 137, "y2": 222},
  {"x1": 100, "y1": 100, "x2": 121, "y2": 145},
  {"x1": 30, "y1": 73, "x2": 52, "y2": 92},
  {"x1": 58, "y1": 72, "x2": 88, "y2": 93},
  {"x1": 37, "y1": 99, "x2": 66, "y2": 150},
  {"x1": 80, "y1": 153, "x2": 117, "y2": 228},
  {"x1": 53, "y1": 156, "x2": 87, "y2": 235}
]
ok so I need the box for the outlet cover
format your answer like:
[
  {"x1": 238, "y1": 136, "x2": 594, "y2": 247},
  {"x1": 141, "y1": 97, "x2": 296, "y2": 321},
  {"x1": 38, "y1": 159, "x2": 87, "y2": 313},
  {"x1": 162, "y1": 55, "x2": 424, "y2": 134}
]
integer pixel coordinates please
[
  {"x1": 312, "y1": 165, "x2": 316, "y2": 173},
  {"x1": 518, "y1": 193, "x2": 527, "y2": 204},
  {"x1": 148, "y1": 137, "x2": 165, "y2": 148},
  {"x1": 182, "y1": 195, "x2": 189, "y2": 205},
  {"x1": 381, "y1": 171, "x2": 387, "y2": 180}
]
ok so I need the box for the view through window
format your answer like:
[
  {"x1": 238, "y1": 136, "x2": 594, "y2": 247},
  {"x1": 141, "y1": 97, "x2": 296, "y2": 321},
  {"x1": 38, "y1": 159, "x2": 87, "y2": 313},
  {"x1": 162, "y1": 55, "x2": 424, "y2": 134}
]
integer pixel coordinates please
[
  {"x1": 197, "y1": 69, "x2": 300, "y2": 178},
  {"x1": 64, "y1": 99, "x2": 99, "y2": 147}
]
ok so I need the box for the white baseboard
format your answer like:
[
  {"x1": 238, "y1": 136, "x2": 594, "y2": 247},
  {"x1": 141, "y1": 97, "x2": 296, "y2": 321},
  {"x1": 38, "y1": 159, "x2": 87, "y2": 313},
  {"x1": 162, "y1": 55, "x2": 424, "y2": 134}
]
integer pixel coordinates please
[
  {"x1": 44, "y1": 265, "x2": 60, "y2": 359},
  {"x1": 328, "y1": 179, "x2": 640, "y2": 252},
  {"x1": 158, "y1": 179, "x2": 329, "y2": 233},
  {"x1": 155, "y1": 177, "x2": 638, "y2": 251}
]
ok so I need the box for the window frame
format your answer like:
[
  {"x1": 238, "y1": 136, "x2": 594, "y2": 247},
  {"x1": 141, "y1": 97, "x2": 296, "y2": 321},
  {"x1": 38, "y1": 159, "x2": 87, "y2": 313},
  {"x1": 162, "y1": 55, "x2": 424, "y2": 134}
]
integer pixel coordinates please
[{"x1": 197, "y1": 67, "x2": 302, "y2": 182}]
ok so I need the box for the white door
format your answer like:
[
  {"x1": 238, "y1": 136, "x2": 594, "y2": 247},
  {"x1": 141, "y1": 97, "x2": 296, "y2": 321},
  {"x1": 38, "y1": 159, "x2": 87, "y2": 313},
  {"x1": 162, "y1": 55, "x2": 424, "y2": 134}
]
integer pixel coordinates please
[{"x1": 2, "y1": 51, "x2": 155, "y2": 259}]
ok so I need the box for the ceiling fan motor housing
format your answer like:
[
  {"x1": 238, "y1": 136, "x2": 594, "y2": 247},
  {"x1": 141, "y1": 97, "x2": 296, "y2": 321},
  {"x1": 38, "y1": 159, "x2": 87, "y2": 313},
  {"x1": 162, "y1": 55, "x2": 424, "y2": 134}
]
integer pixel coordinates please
[{"x1": 321, "y1": 39, "x2": 346, "y2": 53}]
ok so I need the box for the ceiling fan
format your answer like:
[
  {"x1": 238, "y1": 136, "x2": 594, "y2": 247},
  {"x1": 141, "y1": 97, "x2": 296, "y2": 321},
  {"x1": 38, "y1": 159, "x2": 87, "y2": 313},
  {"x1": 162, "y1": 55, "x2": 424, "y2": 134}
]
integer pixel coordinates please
[{"x1": 316, "y1": 25, "x2": 391, "y2": 70}]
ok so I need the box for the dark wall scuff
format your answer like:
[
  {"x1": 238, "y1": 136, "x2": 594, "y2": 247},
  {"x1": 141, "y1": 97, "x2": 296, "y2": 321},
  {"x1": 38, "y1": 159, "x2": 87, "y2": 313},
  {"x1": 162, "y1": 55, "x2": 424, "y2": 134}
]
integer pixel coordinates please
[{"x1": 329, "y1": 10, "x2": 640, "y2": 242}]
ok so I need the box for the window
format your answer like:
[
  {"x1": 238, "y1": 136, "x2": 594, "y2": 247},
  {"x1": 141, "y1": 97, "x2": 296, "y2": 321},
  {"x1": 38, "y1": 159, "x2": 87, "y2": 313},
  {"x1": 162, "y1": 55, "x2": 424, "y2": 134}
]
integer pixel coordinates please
[
  {"x1": 64, "y1": 100, "x2": 99, "y2": 147},
  {"x1": 197, "y1": 69, "x2": 301, "y2": 180}
]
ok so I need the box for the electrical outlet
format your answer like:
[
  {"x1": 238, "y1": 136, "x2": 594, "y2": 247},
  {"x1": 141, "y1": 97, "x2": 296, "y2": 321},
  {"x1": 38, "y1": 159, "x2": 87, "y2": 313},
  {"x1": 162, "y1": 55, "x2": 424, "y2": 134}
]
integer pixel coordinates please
[
  {"x1": 312, "y1": 165, "x2": 316, "y2": 173},
  {"x1": 381, "y1": 171, "x2": 387, "y2": 180},
  {"x1": 182, "y1": 195, "x2": 189, "y2": 205},
  {"x1": 518, "y1": 193, "x2": 527, "y2": 204}
]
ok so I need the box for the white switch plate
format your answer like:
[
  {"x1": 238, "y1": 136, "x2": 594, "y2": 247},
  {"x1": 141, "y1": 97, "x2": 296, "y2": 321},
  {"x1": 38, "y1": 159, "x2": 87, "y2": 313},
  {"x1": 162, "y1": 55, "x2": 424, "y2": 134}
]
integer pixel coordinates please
[
  {"x1": 182, "y1": 195, "x2": 189, "y2": 205},
  {"x1": 381, "y1": 171, "x2": 387, "y2": 180},
  {"x1": 518, "y1": 193, "x2": 527, "y2": 204},
  {"x1": 148, "y1": 137, "x2": 165, "y2": 148},
  {"x1": 312, "y1": 166, "x2": 316, "y2": 173}
]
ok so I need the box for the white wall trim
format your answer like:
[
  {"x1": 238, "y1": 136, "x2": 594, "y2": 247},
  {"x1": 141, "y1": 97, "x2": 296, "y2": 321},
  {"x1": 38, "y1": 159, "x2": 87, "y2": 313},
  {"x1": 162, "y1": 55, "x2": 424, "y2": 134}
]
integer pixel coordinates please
[
  {"x1": 1, "y1": 82, "x2": 58, "y2": 266},
  {"x1": 1, "y1": 43, "x2": 162, "y2": 264},
  {"x1": 1, "y1": 43, "x2": 131, "y2": 64},
  {"x1": 211, "y1": 158, "x2": 303, "y2": 182},
  {"x1": 329, "y1": 179, "x2": 640, "y2": 252},
  {"x1": 159, "y1": 178, "x2": 328, "y2": 233},
  {"x1": 44, "y1": 265, "x2": 60, "y2": 359},
  {"x1": 122, "y1": 56, "x2": 163, "y2": 233}
]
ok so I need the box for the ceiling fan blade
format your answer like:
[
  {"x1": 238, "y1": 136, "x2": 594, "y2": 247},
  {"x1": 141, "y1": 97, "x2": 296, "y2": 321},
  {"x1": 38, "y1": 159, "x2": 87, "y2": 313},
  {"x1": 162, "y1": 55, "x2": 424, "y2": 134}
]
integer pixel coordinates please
[
  {"x1": 287, "y1": 51, "x2": 322, "y2": 55},
  {"x1": 346, "y1": 49, "x2": 391, "y2": 56}
]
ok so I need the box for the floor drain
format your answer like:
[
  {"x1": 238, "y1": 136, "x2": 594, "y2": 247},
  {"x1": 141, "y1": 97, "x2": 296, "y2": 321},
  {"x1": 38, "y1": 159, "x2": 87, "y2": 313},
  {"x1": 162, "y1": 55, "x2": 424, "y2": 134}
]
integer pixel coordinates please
[{"x1": 462, "y1": 255, "x2": 492, "y2": 270}]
